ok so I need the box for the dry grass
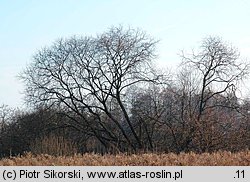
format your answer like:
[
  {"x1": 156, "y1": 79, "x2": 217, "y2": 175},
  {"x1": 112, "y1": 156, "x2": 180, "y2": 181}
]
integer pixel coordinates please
[{"x1": 0, "y1": 150, "x2": 249, "y2": 166}]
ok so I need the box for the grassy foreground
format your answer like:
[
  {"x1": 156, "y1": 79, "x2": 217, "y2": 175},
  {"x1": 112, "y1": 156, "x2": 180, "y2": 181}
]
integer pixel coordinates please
[{"x1": 0, "y1": 151, "x2": 249, "y2": 166}]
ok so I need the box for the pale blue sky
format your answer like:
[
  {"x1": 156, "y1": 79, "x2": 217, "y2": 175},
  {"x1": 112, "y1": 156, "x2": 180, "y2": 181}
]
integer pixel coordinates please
[{"x1": 0, "y1": 0, "x2": 250, "y2": 108}]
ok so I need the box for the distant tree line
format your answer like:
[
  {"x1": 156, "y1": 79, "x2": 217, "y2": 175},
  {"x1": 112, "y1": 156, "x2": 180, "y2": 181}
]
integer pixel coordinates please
[{"x1": 0, "y1": 26, "x2": 249, "y2": 157}]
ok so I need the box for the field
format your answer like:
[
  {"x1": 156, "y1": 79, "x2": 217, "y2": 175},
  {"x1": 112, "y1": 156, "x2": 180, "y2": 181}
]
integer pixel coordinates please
[{"x1": 0, "y1": 151, "x2": 249, "y2": 166}]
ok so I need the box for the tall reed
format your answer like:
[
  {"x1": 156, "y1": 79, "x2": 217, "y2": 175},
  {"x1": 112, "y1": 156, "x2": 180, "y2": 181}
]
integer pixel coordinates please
[{"x1": 30, "y1": 134, "x2": 77, "y2": 156}]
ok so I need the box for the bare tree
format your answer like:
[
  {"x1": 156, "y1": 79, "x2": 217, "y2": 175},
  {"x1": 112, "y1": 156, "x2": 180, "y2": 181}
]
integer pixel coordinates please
[
  {"x1": 180, "y1": 36, "x2": 249, "y2": 152},
  {"x1": 130, "y1": 85, "x2": 166, "y2": 151},
  {"x1": 20, "y1": 26, "x2": 163, "y2": 152},
  {"x1": 0, "y1": 105, "x2": 14, "y2": 132}
]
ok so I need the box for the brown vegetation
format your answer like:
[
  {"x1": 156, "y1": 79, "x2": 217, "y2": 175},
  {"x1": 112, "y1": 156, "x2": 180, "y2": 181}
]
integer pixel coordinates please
[{"x1": 0, "y1": 151, "x2": 249, "y2": 166}]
